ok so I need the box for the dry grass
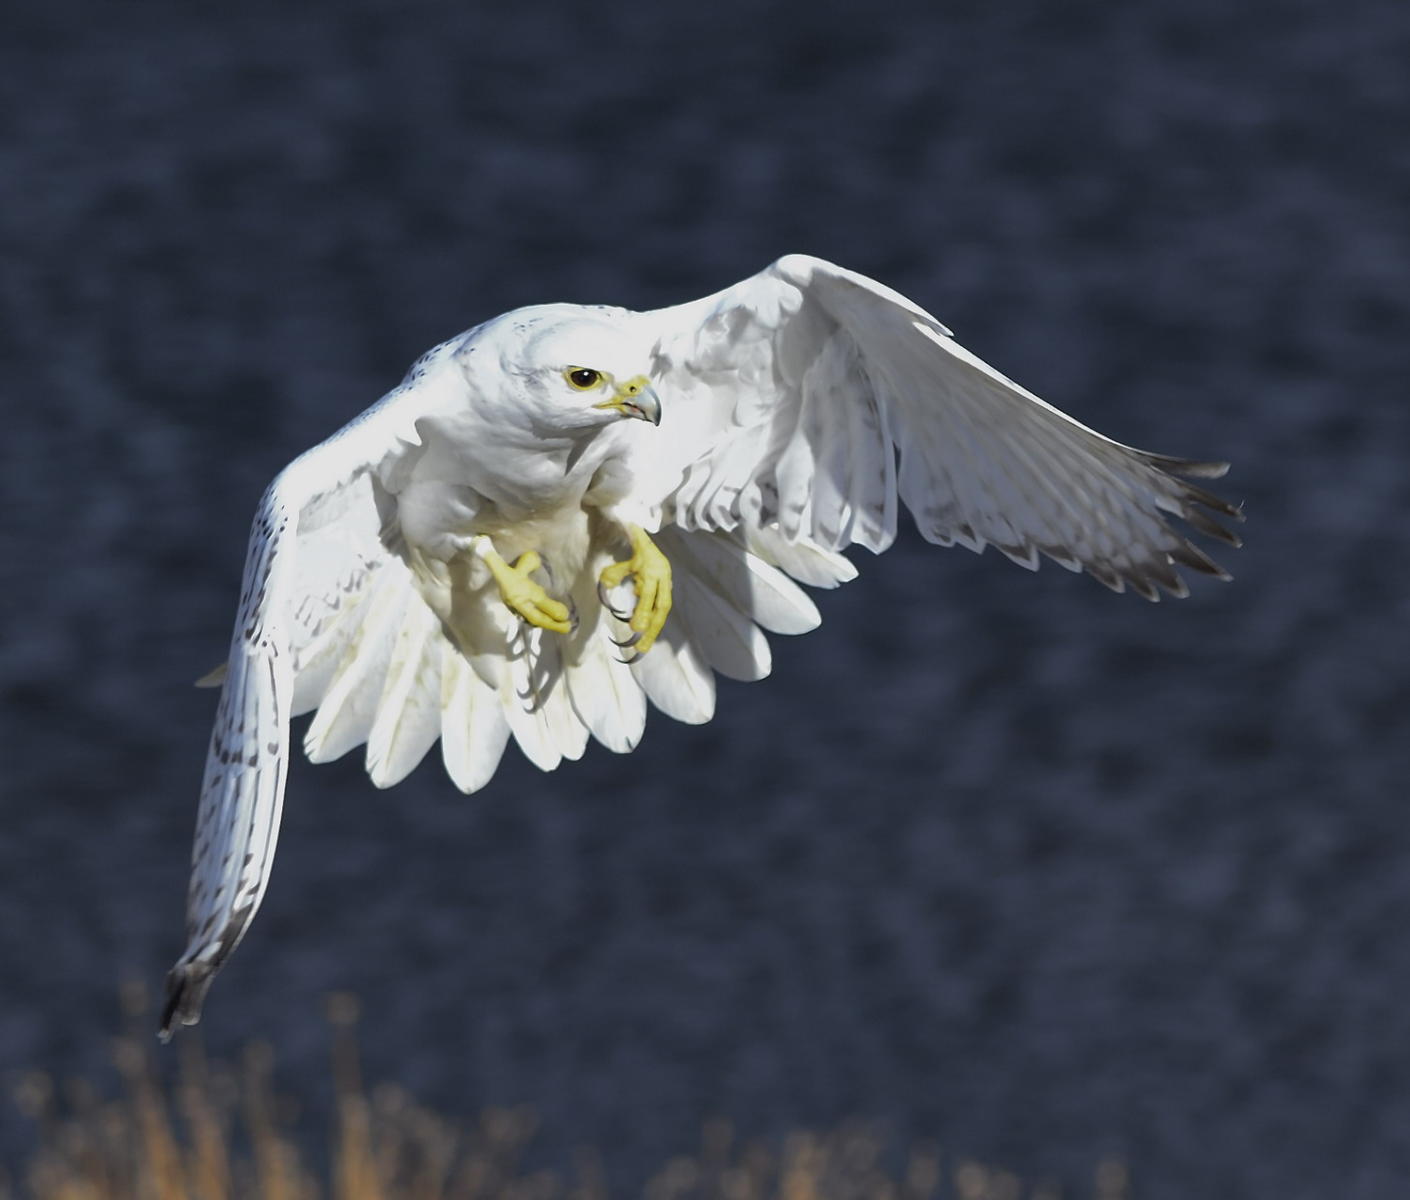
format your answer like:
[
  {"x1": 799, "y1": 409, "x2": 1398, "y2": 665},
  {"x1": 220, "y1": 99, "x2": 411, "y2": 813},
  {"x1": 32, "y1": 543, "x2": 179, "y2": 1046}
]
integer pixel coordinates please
[{"x1": 7, "y1": 988, "x2": 1130, "y2": 1200}]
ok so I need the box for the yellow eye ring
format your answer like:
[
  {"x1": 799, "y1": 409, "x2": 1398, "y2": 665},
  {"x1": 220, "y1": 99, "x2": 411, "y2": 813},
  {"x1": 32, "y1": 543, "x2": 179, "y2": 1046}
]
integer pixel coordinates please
[{"x1": 565, "y1": 367, "x2": 603, "y2": 390}]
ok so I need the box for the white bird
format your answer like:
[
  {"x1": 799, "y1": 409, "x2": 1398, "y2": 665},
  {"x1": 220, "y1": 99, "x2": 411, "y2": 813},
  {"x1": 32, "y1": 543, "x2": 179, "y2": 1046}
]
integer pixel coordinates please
[{"x1": 161, "y1": 254, "x2": 1241, "y2": 1038}]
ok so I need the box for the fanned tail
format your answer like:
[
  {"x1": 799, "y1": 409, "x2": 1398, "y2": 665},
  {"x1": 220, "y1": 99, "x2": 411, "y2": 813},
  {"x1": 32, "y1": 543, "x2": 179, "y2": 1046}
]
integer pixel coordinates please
[{"x1": 293, "y1": 524, "x2": 836, "y2": 789}]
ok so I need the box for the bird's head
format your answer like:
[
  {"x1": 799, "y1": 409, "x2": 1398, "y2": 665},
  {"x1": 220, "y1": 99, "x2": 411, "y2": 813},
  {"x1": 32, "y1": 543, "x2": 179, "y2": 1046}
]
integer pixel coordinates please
[{"x1": 467, "y1": 308, "x2": 662, "y2": 434}]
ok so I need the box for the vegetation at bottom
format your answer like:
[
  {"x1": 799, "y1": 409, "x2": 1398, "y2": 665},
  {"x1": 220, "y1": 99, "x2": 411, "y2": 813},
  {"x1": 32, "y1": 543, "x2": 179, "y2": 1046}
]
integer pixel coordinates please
[{"x1": 6, "y1": 987, "x2": 1131, "y2": 1200}]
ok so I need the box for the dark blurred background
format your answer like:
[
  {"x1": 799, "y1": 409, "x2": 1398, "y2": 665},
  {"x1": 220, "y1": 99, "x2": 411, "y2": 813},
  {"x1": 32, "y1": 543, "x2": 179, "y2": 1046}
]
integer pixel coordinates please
[{"x1": 2, "y1": 0, "x2": 1406, "y2": 1195}]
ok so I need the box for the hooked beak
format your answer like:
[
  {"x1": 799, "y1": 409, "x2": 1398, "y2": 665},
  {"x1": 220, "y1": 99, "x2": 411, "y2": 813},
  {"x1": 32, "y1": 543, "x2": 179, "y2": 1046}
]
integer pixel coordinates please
[{"x1": 594, "y1": 375, "x2": 661, "y2": 425}]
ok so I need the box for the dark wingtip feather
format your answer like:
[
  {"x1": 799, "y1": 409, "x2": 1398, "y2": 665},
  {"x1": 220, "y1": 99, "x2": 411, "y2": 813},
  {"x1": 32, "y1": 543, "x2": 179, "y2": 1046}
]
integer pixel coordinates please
[
  {"x1": 1085, "y1": 562, "x2": 1126, "y2": 594},
  {"x1": 1181, "y1": 481, "x2": 1244, "y2": 520},
  {"x1": 1170, "y1": 541, "x2": 1234, "y2": 582},
  {"x1": 1145, "y1": 453, "x2": 1231, "y2": 481},
  {"x1": 1183, "y1": 506, "x2": 1244, "y2": 548},
  {"x1": 1143, "y1": 557, "x2": 1188, "y2": 599},
  {"x1": 157, "y1": 963, "x2": 212, "y2": 1043},
  {"x1": 1128, "y1": 574, "x2": 1161, "y2": 602},
  {"x1": 1143, "y1": 454, "x2": 1245, "y2": 562}
]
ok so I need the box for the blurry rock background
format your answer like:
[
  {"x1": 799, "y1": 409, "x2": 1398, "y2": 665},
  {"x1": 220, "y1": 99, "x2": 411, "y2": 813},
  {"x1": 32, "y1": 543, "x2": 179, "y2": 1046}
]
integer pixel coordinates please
[{"x1": 1, "y1": 0, "x2": 1406, "y2": 1196}]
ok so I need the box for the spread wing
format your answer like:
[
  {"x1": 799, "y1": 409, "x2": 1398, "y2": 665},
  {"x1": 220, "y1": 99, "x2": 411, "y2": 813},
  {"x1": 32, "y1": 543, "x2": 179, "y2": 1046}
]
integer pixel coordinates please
[
  {"x1": 639, "y1": 255, "x2": 1241, "y2": 598},
  {"x1": 160, "y1": 359, "x2": 435, "y2": 1040}
]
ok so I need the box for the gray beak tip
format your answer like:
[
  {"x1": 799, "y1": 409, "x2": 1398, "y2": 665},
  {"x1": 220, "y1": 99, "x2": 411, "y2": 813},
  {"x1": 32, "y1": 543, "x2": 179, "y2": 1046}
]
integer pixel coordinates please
[{"x1": 633, "y1": 386, "x2": 663, "y2": 426}]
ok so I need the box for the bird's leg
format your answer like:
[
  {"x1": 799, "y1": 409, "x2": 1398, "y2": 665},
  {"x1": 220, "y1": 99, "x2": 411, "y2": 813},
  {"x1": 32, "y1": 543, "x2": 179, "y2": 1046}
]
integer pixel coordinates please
[
  {"x1": 474, "y1": 542, "x2": 572, "y2": 635},
  {"x1": 598, "y1": 523, "x2": 673, "y2": 655}
]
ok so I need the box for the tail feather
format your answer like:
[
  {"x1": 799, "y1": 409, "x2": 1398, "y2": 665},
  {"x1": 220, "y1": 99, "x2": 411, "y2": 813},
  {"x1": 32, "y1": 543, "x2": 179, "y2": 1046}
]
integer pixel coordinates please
[
  {"x1": 628, "y1": 606, "x2": 716, "y2": 724},
  {"x1": 440, "y1": 647, "x2": 511, "y2": 793},
  {"x1": 365, "y1": 598, "x2": 444, "y2": 788},
  {"x1": 291, "y1": 523, "x2": 837, "y2": 791},
  {"x1": 536, "y1": 641, "x2": 590, "y2": 762},
  {"x1": 658, "y1": 526, "x2": 821, "y2": 635},
  {"x1": 564, "y1": 599, "x2": 648, "y2": 754},
  {"x1": 745, "y1": 525, "x2": 858, "y2": 589},
  {"x1": 500, "y1": 625, "x2": 589, "y2": 771},
  {"x1": 303, "y1": 571, "x2": 410, "y2": 763},
  {"x1": 674, "y1": 569, "x2": 771, "y2": 682}
]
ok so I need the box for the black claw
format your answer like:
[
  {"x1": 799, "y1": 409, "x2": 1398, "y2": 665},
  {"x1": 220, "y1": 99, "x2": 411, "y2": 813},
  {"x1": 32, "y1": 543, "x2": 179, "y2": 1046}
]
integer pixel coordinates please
[
  {"x1": 598, "y1": 579, "x2": 635, "y2": 622},
  {"x1": 616, "y1": 650, "x2": 642, "y2": 666},
  {"x1": 612, "y1": 630, "x2": 642, "y2": 648},
  {"x1": 567, "y1": 597, "x2": 580, "y2": 632}
]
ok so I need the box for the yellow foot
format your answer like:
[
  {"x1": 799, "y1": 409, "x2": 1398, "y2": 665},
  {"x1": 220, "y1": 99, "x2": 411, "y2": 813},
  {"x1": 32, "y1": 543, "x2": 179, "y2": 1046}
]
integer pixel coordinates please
[
  {"x1": 598, "y1": 524, "x2": 673, "y2": 655},
  {"x1": 481, "y1": 548, "x2": 572, "y2": 634}
]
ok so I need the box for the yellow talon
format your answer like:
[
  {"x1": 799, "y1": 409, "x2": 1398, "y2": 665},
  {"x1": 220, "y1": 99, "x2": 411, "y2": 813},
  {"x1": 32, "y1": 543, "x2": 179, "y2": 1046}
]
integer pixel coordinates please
[
  {"x1": 599, "y1": 524, "x2": 673, "y2": 654},
  {"x1": 481, "y1": 547, "x2": 572, "y2": 634}
]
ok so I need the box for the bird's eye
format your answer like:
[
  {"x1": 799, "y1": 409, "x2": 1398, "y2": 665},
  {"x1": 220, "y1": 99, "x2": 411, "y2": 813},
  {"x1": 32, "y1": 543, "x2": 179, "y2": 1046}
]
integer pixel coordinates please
[{"x1": 565, "y1": 367, "x2": 603, "y2": 390}]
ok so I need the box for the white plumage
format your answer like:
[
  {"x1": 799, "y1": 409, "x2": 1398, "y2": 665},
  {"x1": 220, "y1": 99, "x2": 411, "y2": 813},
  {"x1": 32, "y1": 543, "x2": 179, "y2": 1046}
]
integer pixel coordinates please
[{"x1": 162, "y1": 254, "x2": 1241, "y2": 1037}]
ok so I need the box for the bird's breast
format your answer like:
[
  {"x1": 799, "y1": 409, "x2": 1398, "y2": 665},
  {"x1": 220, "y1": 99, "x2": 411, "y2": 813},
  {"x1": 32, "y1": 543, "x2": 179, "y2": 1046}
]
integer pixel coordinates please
[{"x1": 393, "y1": 404, "x2": 654, "y2": 589}]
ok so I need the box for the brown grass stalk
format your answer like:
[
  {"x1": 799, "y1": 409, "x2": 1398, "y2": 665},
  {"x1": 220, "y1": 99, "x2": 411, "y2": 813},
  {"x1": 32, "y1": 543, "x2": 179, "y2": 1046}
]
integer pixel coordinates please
[{"x1": 9, "y1": 994, "x2": 1126, "y2": 1200}]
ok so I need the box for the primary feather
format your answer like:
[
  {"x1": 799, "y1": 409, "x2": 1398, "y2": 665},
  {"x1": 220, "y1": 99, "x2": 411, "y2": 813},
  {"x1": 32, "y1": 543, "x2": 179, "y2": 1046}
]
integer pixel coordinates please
[{"x1": 163, "y1": 254, "x2": 1241, "y2": 1038}]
